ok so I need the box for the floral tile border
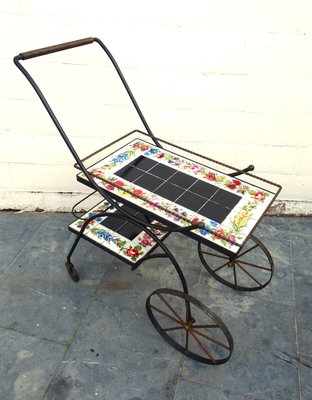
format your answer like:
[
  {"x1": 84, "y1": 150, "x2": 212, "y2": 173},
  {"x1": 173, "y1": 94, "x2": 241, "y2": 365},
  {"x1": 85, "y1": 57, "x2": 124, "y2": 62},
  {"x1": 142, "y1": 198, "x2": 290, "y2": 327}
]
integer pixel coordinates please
[
  {"x1": 69, "y1": 200, "x2": 168, "y2": 264},
  {"x1": 79, "y1": 138, "x2": 275, "y2": 254}
]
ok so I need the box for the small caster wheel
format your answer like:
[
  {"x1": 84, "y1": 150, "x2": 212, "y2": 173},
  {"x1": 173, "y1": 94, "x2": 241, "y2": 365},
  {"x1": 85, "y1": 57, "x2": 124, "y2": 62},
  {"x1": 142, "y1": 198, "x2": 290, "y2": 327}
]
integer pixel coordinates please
[
  {"x1": 146, "y1": 288, "x2": 233, "y2": 365},
  {"x1": 65, "y1": 261, "x2": 80, "y2": 282}
]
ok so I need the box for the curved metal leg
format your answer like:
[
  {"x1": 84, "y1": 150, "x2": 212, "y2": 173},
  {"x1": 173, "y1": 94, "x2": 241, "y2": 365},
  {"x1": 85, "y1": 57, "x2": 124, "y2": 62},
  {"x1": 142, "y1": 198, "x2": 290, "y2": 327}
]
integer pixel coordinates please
[{"x1": 198, "y1": 235, "x2": 274, "y2": 291}]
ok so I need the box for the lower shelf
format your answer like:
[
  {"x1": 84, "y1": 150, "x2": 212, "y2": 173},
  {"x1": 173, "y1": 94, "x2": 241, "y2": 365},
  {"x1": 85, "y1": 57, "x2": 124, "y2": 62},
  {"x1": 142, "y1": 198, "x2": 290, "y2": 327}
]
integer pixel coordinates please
[{"x1": 68, "y1": 200, "x2": 170, "y2": 267}]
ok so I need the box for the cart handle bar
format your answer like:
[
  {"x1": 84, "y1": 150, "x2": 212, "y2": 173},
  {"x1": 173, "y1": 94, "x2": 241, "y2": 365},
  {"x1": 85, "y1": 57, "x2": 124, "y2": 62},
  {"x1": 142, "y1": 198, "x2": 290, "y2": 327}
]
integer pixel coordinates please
[{"x1": 19, "y1": 37, "x2": 94, "y2": 60}]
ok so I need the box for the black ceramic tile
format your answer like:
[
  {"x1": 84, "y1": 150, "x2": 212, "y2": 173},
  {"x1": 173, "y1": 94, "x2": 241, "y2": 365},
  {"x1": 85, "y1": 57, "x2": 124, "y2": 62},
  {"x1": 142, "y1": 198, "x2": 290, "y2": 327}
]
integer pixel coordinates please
[
  {"x1": 129, "y1": 156, "x2": 158, "y2": 171},
  {"x1": 211, "y1": 189, "x2": 241, "y2": 209},
  {"x1": 175, "y1": 191, "x2": 207, "y2": 211},
  {"x1": 101, "y1": 216, "x2": 125, "y2": 232},
  {"x1": 198, "y1": 201, "x2": 231, "y2": 223},
  {"x1": 189, "y1": 180, "x2": 218, "y2": 199},
  {"x1": 117, "y1": 222, "x2": 143, "y2": 240},
  {"x1": 148, "y1": 163, "x2": 176, "y2": 180},
  {"x1": 154, "y1": 182, "x2": 185, "y2": 202},
  {"x1": 135, "y1": 173, "x2": 164, "y2": 191},
  {"x1": 115, "y1": 165, "x2": 144, "y2": 182},
  {"x1": 168, "y1": 171, "x2": 197, "y2": 189}
]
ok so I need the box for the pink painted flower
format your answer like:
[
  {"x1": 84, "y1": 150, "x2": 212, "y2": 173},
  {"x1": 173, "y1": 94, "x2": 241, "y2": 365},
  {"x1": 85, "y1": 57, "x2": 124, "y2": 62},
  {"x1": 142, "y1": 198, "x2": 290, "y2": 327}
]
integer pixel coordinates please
[
  {"x1": 228, "y1": 235, "x2": 237, "y2": 244},
  {"x1": 132, "y1": 142, "x2": 140, "y2": 148},
  {"x1": 253, "y1": 191, "x2": 265, "y2": 201},
  {"x1": 191, "y1": 165, "x2": 200, "y2": 174},
  {"x1": 146, "y1": 197, "x2": 161, "y2": 209}
]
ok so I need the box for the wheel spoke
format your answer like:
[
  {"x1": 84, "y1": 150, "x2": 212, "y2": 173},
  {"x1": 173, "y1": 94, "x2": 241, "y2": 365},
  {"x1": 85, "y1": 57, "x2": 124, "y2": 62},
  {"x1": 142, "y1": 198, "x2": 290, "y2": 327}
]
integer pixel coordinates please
[
  {"x1": 192, "y1": 328, "x2": 230, "y2": 350},
  {"x1": 236, "y1": 243, "x2": 259, "y2": 258},
  {"x1": 213, "y1": 261, "x2": 230, "y2": 273},
  {"x1": 163, "y1": 326, "x2": 185, "y2": 332},
  {"x1": 149, "y1": 304, "x2": 184, "y2": 326},
  {"x1": 190, "y1": 330, "x2": 217, "y2": 363},
  {"x1": 236, "y1": 261, "x2": 262, "y2": 286},
  {"x1": 157, "y1": 293, "x2": 185, "y2": 324},
  {"x1": 236, "y1": 259, "x2": 271, "y2": 271}
]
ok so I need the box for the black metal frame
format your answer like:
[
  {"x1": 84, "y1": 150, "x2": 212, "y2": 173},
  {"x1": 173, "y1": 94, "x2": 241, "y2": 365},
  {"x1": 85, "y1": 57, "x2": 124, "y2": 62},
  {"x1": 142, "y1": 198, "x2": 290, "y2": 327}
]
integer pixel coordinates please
[{"x1": 13, "y1": 37, "x2": 282, "y2": 364}]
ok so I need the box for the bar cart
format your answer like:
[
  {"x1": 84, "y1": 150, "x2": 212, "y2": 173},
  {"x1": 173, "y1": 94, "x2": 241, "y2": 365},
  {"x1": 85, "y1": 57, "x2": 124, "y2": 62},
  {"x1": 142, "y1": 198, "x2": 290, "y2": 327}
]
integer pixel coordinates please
[{"x1": 14, "y1": 37, "x2": 281, "y2": 365}]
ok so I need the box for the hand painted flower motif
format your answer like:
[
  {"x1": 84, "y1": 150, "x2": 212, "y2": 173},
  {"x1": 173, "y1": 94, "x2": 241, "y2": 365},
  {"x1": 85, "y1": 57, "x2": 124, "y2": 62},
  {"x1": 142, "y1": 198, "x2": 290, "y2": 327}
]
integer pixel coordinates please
[
  {"x1": 191, "y1": 165, "x2": 201, "y2": 174},
  {"x1": 232, "y1": 179, "x2": 241, "y2": 186},
  {"x1": 227, "y1": 183, "x2": 237, "y2": 190},
  {"x1": 146, "y1": 197, "x2": 161, "y2": 209},
  {"x1": 140, "y1": 233, "x2": 154, "y2": 247},
  {"x1": 215, "y1": 229, "x2": 226, "y2": 240},
  {"x1": 205, "y1": 172, "x2": 216, "y2": 181},
  {"x1": 96, "y1": 230, "x2": 116, "y2": 243},
  {"x1": 105, "y1": 184, "x2": 115, "y2": 191},
  {"x1": 132, "y1": 188, "x2": 144, "y2": 197},
  {"x1": 91, "y1": 169, "x2": 103, "y2": 177},
  {"x1": 253, "y1": 191, "x2": 265, "y2": 201},
  {"x1": 132, "y1": 142, "x2": 140, "y2": 148},
  {"x1": 114, "y1": 180, "x2": 125, "y2": 187},
  {"x1": 157, "y1": 152, "x2": 165, "y2": 159},
  {"x1": 228, "y1": 235, "x2": 237, "y2": 244},
  {"x1": 126, "y1": 247, "x2": 140, "y2": 257},
  {"x1": 140, "y1": 145, "x2": 149, "y2": 151}
]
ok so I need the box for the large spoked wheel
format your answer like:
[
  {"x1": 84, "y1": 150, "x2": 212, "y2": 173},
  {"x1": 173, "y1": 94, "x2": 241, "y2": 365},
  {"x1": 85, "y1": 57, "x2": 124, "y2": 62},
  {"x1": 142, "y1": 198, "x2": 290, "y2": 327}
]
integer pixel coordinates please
[
  {"x1": 146, "y1": 288, "x2": 233, "y2": 365},
  {"x1": 198, "y1": 235, "x2": 274, "y2": 291}
]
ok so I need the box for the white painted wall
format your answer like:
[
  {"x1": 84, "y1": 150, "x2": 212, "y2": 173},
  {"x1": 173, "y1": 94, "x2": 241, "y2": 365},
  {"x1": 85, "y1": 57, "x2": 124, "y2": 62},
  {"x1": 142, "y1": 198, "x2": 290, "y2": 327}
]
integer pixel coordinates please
[{"x1": 1, "y1": 0, "x2": 311, "y2": 212}]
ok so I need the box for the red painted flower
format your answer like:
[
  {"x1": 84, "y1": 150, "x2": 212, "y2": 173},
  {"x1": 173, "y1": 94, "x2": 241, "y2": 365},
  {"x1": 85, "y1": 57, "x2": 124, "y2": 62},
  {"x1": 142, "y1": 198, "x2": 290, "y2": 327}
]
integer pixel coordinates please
[
  {"x1": 253, "y1": 191, "x2": 265, "y2": 201},
  {"x1": 133, "y1": 188, "x2": 143, "y2": 197},
  {"x1": 157, "y1": 152, "x2": 165, "y2": 159},
  {"x1": 232, "y1": 179, "x2": 241, "y2": 186},
  {"x1": 126, "y1": 248, "x2": 140, "y2": 257},
  {"x1": 205, "y1": 172, "x2": 216, "y2": 181},
  {"x1": 215, "y1": 229, "x2": 226, "y2": 240},
  {"x1": 140, "y1": 145, "x2": 149, "y2": 151},
  {"x1": 227, "y1": 183, "x2": 236, "y2": 190},
  {"x1": 192, "y1": 217, "x2": 200, "y2": 225},
  {"x1": 115, "y1": 180, "x2": 124, "y2": 187},
  {"x1": 106, "y1": 184, "x2": 115, "y2": 191}
]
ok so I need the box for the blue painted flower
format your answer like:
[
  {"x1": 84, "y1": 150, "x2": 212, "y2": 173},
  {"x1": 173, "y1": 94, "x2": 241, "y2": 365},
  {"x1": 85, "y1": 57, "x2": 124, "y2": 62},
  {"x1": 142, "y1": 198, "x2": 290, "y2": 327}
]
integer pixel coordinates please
[
  {"x1": 149, "y1": 148, "x2": 158, "y2": 154},
  {"x1": 112, "y1": 153, "x2": 129, "y2": 164},
  {"x1": 210, "y1": 220, "x2": 218, "y2": 228},
  {"x1": 96, "y1": 229, "x2": 116, "y2": 243}
]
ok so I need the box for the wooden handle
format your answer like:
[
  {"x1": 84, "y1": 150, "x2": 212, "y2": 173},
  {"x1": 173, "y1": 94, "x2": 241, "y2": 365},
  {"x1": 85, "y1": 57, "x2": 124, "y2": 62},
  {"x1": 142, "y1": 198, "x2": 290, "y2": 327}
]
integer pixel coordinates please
[{"x1": 19, "y1": 37, "x2": 94, "y2": 60}]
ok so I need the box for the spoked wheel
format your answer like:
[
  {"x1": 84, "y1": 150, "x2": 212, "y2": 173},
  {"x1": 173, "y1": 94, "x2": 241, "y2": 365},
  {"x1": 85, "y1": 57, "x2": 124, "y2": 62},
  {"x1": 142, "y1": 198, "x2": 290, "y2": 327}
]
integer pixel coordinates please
[
  {"x1": 65, "y1": 261, "x2": 80, "y2": 282},
  {"x1": 198, "y1": 235, "x2": 274, "y2": 291},
  {"x1": 146, "y1": 288, "x2": 233, "y2": 365}
]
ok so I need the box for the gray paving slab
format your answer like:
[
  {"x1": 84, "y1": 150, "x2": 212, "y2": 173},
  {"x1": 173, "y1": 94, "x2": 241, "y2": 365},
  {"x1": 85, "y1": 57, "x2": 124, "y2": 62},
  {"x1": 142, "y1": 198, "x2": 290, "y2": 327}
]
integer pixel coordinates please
[
  {"x1": 0, "y1": 212, "x2": 310, "y2": 400},
  {"x1": 0, "y1": 326, "x2": 65, "y2": 400},
  {"x1": 0, "y1": 212, "x2": 47, "y2": 272}
]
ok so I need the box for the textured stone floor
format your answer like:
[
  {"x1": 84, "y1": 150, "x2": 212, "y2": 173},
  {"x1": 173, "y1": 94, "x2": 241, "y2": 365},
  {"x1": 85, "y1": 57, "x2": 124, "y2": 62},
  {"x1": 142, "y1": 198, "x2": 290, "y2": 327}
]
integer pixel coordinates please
[{"x1": 0, "y1": 212, "x2": 311, "y2": 400}]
